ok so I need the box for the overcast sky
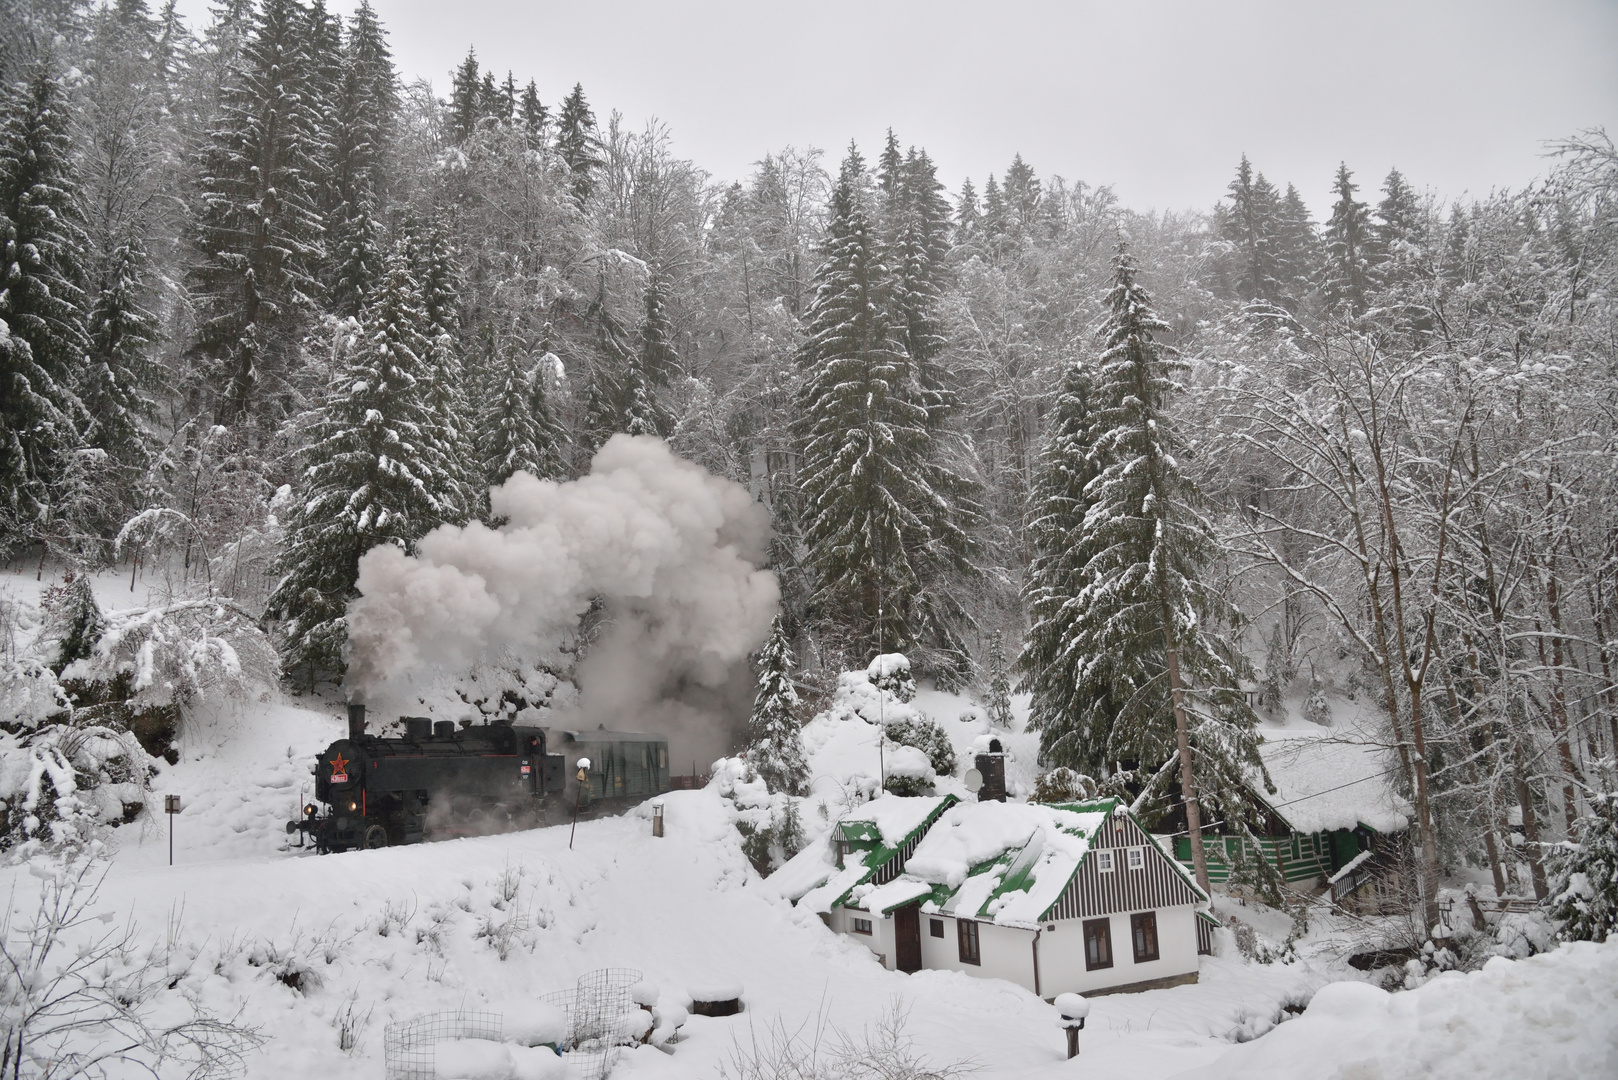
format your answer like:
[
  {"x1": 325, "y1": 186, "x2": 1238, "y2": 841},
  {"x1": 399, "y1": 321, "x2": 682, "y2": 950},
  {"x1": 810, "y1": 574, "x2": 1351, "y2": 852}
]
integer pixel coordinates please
[{"x1": 176, "y1": 0, "x2": 1618, "y2": 217}]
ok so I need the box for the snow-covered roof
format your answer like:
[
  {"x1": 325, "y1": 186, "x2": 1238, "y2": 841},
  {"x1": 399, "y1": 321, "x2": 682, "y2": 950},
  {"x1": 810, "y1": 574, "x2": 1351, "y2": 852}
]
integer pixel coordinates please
[
  {"x1": 915, "y1": 799, "x2": 1115, "y2": 927},
  {"x1": 784, "y1": 794, "x2": 958, "y2": 913},
  {"x1": 1255, "y1": 728, "x2": 1411, "y2": 835}
]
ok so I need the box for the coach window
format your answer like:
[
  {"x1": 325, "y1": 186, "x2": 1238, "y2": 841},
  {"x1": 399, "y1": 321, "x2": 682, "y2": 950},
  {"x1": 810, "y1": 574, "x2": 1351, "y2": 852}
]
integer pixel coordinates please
[
  {"x1": 1131, "y1": 912, "x2": 1160, "y2": 963},
  {"x1": 957, "y1": 919, "x2": 981, "y2": 965},
  {"x1": 1083, "y1": 917, "x2": 1113, "y2": 970}
]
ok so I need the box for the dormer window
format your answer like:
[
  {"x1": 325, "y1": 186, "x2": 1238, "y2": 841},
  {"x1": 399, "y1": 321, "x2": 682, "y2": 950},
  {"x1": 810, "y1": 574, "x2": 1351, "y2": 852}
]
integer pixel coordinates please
[{"x1": 836, "y1": 839, "x2": 853, "y2": 869}]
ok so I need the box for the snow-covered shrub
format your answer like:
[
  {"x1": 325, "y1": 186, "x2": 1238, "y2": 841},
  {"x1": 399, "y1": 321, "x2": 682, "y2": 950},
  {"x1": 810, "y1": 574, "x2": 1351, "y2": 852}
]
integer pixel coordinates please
[
  {"x1": 881, "y1": 744, "x2": 936, "y2": 797},
  {"x1": 866, "y1": 653, "x2": 916, "y2": 702},
  {"x1": 719, "y1": 999, "x2": 970, "y2": 1080},
  {"x1": 0, "y1": 853, "x2": 263, "y2": 1072},
  {"x1": 0, "y1": 722, "x2": 149, "y2": 857},
  {"x1": 62, "y1": 597, "x2": 279, "y2": 715},
  {"x1": 713, "y1": 756, "x2": 808, "y2": 875},
  {"x1": 1302, "y1": 671, "x2": 1332, "y2": 726},
  {"x1": 1, "y1": 656, "x2": 71, "y2": 728},
  {"x1": 1546, "y1": 792, "x2": 1618, "y2": 943},
  {"x1": 39, "y1": 571, "x2": 104, "y2": 674},
  {"x1": 884, "y1": 715, "x2": 956, "y2": 777},
  {"x1": 1033, "y1": 767, "x2": 1098, "y2": 804}
]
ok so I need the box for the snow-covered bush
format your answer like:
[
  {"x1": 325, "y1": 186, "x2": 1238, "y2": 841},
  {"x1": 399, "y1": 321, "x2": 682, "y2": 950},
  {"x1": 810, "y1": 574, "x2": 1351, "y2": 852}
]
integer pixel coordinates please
[
  {"x1": 884, "y1": 715, "x2": 956, "y2": 777},
  {"x1": 0, "y1": 853, "x2": 262, "y2": 1072},
  {"x1": 1033, "y1": 767, "x2": 1098, "y2": 804},
  {"x1": 1302, "y1": 671, "x2": 1332, "y2": 726},
  {"x1": 1546, "y1": 792, "x2": 1618, "y2": 943},
  {"x1": 720, "y1": 999, "x2": 969, "y2": 1080},
  {"x1": 0, "y1": 722, "x2": 149, "y2": 858},
  {"x1": 62, "y1": 597, "x2": 279, "y2": 715},
  {"x1": 711, "y1": 756, "x2": 807, "y2": 874},
  {"x1": 866, "y1": 653, "x2": 916, "y2": 702}
]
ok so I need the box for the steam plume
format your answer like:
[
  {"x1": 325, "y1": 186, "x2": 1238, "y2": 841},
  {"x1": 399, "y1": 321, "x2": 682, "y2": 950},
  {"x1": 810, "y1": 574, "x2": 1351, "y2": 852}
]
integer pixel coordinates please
[{"x1": 345, "y1": 436, "x2": 779, "y2": 764}]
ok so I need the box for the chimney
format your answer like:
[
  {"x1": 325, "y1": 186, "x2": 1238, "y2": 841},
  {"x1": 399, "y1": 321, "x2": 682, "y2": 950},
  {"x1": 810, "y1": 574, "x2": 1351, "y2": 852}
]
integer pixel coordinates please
[{"x1": 347, "y1": 701, "x2": 367, "y2": 742}]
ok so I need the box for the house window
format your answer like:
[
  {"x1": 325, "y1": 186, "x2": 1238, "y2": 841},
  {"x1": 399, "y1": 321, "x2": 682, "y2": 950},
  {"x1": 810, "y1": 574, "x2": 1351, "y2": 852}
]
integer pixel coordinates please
[
  {"x1": 957, "y1": 919, "x2": 981, "y2": 965},
  {"x1": 852, "y1": 917, "x2": 872, "y2": 935},
  {"x1": 836, "y1": 840, "x2": 852, "y2": 869},
  {"x1": 1083, "y1": 918, "x2": 1112, "y2": 970},
  {"x1": 1127, "y1": 846, "x2": 1144, "y2": 871},
  {"x1": 930, "y1": 918, "x2": 945, "y2": 938},
  {"x1": 1096, "y1": 850, "x2": 1115, "y2": 873},
  {"x1": 1131, "y1": 912, "x2": 1160, "y2": 963}
]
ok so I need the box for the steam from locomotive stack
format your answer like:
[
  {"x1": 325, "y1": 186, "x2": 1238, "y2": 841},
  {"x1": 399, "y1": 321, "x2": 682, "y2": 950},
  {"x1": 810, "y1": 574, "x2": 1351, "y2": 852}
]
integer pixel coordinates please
[{"x1": 343, "y1": 435, "x2": 780, "y2": 768}]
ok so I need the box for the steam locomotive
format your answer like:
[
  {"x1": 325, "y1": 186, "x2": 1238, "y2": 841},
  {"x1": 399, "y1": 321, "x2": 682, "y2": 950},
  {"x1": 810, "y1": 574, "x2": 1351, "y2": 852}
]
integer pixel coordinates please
[{"x1": 288, "y1": 703, "x2": 672, "y2": 853}]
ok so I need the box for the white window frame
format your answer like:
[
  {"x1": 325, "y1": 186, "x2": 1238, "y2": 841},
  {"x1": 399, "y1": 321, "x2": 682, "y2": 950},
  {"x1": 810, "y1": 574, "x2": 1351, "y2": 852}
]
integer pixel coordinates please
[
  {"x1": 1127, "y1": 846, "x2": 1144, "y2": 870},
  {"x1": 1096, "y1": 849, "x2": 1115, "y2": 873}
]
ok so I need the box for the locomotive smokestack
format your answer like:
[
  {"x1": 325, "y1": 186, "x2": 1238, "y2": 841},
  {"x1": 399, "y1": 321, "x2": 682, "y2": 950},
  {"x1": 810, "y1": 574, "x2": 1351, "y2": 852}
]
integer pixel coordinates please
[{"x1": 347, "y1": 701, "x2": 367, "y2": 742}]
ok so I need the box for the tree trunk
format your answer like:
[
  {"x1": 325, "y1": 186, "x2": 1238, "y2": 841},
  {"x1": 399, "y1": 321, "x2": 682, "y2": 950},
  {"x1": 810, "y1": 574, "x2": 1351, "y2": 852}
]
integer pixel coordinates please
[{"x1": 1161, "y1": 601, "x2": 1210, "y2": 893}]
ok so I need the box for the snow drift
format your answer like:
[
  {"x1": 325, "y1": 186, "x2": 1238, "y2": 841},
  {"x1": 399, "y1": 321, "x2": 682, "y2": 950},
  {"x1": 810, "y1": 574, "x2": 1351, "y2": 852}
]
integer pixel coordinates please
[{"x1": 344, "y1": 435, "x2": 778, "y2": 766}]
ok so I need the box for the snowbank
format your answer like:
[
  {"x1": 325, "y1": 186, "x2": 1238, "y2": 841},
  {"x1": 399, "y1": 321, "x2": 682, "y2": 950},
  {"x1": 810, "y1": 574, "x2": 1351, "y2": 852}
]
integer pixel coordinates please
[{"x1": 1174, "y1": 941, "x2": 1618, "y2": 1080}]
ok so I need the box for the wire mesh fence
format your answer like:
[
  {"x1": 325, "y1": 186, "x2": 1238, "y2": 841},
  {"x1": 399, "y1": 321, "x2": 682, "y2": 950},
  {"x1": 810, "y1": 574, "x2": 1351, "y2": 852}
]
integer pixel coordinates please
[
  {"x1": 384, "y1": 971, "x2": 646, "y2": 1080},
  {"x1": 382, "y1": 1009, "x2": 502, "y2": 1080}
]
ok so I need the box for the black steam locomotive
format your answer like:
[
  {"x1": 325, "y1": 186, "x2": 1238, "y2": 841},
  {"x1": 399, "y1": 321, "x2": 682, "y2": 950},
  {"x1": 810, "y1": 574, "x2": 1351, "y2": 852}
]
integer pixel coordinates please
[{"x1": 288, "y1": 704, "x2": 672, "y2": 853}]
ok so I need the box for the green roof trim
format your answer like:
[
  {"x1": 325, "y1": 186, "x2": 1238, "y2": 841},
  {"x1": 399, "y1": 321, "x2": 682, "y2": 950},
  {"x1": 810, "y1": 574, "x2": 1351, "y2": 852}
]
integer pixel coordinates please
[{"x1": 827, "y1": 795, "x2": 959, "y2": 912}]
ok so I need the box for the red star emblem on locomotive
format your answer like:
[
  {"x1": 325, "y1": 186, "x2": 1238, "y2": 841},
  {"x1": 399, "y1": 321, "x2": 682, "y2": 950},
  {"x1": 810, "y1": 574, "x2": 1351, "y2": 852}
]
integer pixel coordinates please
[{"x1": 329, "y1": 753, "x2": 349, "y2": 775}]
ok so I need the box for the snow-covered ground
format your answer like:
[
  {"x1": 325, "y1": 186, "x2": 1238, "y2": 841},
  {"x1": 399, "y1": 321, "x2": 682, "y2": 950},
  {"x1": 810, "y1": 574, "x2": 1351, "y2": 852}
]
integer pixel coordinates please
[
  {"x1": 3, "y1": 687, "x2": 1613, "y2": 1079},
  {"x1": 5, "y1": 563, "x2": 1616, "y2": 1078}
]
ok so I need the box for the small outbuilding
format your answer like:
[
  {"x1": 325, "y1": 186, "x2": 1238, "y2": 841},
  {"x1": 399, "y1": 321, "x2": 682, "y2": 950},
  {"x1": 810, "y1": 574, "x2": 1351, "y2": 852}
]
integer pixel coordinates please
[
  {"x1": 1161, "y1": 727, "x2": 1412, "y2": 907},
  {"x1": 779, "y1": 796, "x2": 1212, "y2": 997}
]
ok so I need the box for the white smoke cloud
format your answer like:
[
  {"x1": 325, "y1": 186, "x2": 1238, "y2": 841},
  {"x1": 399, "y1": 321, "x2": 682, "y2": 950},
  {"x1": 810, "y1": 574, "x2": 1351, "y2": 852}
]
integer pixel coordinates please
[{"x1": 345, "y1": 436, "x2": 779, "y2": 764}]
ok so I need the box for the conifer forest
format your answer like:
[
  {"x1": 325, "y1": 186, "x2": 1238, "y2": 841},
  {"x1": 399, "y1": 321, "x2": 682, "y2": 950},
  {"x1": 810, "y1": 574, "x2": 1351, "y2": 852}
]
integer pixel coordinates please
[{"x1": 2, "y1": 0, "x2": 1617, "y2": 969}]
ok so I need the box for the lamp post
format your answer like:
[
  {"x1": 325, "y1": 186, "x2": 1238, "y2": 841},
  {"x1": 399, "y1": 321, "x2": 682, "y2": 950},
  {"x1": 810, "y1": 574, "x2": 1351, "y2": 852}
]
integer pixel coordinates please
[
  {"x1": 569, "y1": 758, "x2": 591, "y2": 850},
  {"x1": 1055, "y1": 993, "x2": 1089, "y2": 1059}
]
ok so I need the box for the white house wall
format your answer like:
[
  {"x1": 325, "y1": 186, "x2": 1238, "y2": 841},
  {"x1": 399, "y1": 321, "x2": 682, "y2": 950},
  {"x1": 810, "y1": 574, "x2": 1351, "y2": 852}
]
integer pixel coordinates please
[
  {"x1": 1036, "y1": 903, "x2": 1200, "y2": 996},
  {"x1": 831, "y1": 906, "x2": 896, "y2": 969},
  {"x1": 917, "y1": 915, "x2": 1036, "y2": 988}
]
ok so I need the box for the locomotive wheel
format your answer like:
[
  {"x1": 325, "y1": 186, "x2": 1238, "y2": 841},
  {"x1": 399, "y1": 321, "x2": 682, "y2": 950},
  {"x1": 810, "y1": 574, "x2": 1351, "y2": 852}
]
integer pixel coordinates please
[{"x1": 363, "y1": 824, "x2": 389, "y2": 850}]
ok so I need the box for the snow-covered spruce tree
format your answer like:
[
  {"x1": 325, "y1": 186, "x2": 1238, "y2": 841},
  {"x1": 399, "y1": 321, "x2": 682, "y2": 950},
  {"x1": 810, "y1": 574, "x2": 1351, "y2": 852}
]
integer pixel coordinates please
[
  {"x1": 1546, "y1": 793, "x2": 1618, "y2": 943},
  {"x1": 477, "y1": 345, "x2": 565, "y2": 488},
  {"x1": 405, "y1": 216, "x2": 477, "y2": 522},
  {"x1": 984, "y1": 629, "x2": 1014, "y2": 729},
  {"x1": 795, "y1": 146, "x2": 978, "y2": 679},
  {"x1": 583, "y1": 294, "x2": 636, "y2": 449},
  {"x1": 746, "y1": 615, "x2": 808, "y2": 796},
  {"x1": 1322, "y1": 162, "x2": 1372, "y2": 316},
  {"x1": 80, "y1": 240, "x2": 158, "y2": 512},
  {"x1": 322, "y1": 0, "x2": 396, "y2": 318},
  {"x1": 186, "y1": 0, "x2": 328, "y2": 426},
  {"x1": 1218, "y1": 155, "x2": 1284, "y2": 306},
  {"x1": 554, "y1": 83, "x2": 601, "y2": 205},
  {"x1": 267, "y1": 247, "x2": 458, "y2": 684},
  {"x1": 1272, "y1": 184, "x2": 1321, "y2": 309},
  {"x1": 1018, "y1": 352, "x2": 1114, "y2": 770},
  {"x1": 626, "y1": 274, "x2": 679, "y2": 437},
  {"x1": 1051, "y1": 247, "x2": 1261, "y2": 890},
  {"x1": 0, "y1": 63, "x2": 91, "y2": 549}
]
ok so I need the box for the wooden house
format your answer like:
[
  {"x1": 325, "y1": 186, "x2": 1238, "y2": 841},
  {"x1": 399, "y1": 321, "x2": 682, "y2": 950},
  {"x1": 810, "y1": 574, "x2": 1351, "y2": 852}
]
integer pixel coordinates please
[
  {"x1": 777, "y1": 796, "x2": 1215, "y2": 997},
  {"x1": 1163, "y1": 726, "x2": 1411, "y2": 904}
]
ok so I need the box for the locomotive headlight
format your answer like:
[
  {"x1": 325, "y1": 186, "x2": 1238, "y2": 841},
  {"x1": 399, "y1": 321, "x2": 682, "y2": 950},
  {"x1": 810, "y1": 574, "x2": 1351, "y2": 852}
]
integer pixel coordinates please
[
  {"x1": 347, "y1": 800, "x2": 358, "y2": 811},
  {"x1": 304, "y1": 804, "x2": 317, "y2": 817}
]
